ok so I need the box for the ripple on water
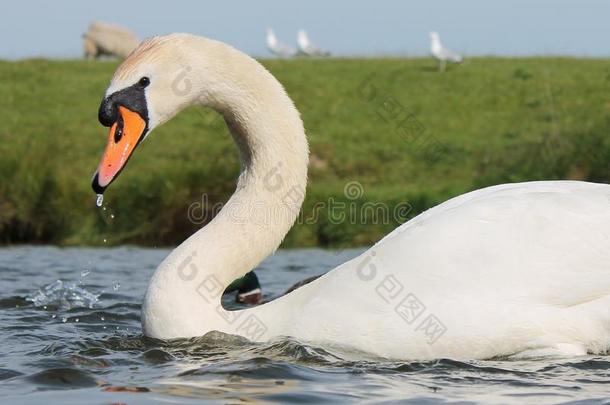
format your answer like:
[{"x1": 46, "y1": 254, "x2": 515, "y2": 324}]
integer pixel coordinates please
[
  {"x1": 141, "y1": 348, "x2": 175, "y2": 365},
  {"x1": 26, "y1": 368, "x2": 98, "y2": 389},
  {"x1": 0, "y1": 369, "x2": 23, "y2": 381}
]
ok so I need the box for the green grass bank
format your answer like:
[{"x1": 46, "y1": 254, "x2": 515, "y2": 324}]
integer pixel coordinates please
[{"x1": 0, "y1": 57, "x2": 609, "y2": 247}]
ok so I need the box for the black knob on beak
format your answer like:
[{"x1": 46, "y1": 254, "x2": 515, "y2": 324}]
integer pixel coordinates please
[
  {"x1": 97, "y1": 82, "x2": 149, "y2": 129},
  {"x1": 98, "y1": 96, "x2": 118, "y2": 127}
]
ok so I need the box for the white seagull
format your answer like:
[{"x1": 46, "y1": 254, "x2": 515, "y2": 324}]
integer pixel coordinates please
[
  {"x1": 429, "y1": 31, "x2": 463, "y2": 72},
  {"x1": 266, "y1": 28, "x2": 296, "y2": 57},
  {"x1": 297, "y1": 30, "x2": 330, "y2": 57}
]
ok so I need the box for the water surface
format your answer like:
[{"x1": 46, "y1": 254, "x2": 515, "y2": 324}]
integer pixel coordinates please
[{"x1": 1, "y1": 247, "x2": 609, "y2": 404}]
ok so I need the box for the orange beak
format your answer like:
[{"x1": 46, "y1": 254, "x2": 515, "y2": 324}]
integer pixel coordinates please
[{"x1": 92, "y1": 106, "x2": 147, "y2": 193}]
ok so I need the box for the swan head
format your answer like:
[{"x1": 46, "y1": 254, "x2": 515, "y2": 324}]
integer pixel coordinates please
[
  {"x1": 91, "y1": 34, "x2": 224, "y2": 193},
  {"x1": 429, "y1": 31, "x2": 440, "y2": 42}
]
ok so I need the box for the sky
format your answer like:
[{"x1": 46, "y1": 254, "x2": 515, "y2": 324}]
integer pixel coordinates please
[{"x1": 1, "y1": 0, "x2": 609, "y2": 59}]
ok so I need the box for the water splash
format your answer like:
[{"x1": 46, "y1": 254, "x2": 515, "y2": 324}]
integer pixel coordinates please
[
  {"x1": 96, "y1": 194, "x2": 104, "y2": 207},
  {"x1": 27, "y1": 280, "x2": 100, "y2": 310}
]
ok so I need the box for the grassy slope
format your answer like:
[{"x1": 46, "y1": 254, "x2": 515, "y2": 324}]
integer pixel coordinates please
[{"x1": 0, "y1": 58, "x2": 609, "y2": 246}]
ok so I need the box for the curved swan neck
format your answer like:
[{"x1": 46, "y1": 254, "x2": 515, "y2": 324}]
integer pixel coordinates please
[
  {"x1": 143, "y1": 37, "x2": 309, "y2": 338},
  {"x1": 205, "y1": 103, "x2": 309, "y2": 286},
  {"x1": 198, "y1": 48, "x2": 309, "y2": 285}
]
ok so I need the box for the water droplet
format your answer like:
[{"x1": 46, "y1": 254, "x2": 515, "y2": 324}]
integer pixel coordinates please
[
  {"x1": 103, "y1": 238, "x2": 107, "y2": 244},
  {"x1": 113, "y1": 282, "x2": 120, "y2": 291},
  {"x1": 43, "y1": 305, "x2": 47, "y2": 310},
  {"x1": 100, "y1": 316, "x2": 105, "y2": 321},
  {"x1": 51, "y1": 314, "x2": 56, "y2": 319},
  {"x1": 96, "y1": 194, "x2": 104, "y2": 207},
  {"x1": 110, "y1": 214, "x2": 115, "y2": 219},
  {"x1": 81, "y1": 270, "x2": 91, "y2": 278},
  {"x1": 75, "y1": 318, "x2": 79, "y2": 323},
  {"x1": 61, "y1": 316, "x2": 67, "y2": 323}
]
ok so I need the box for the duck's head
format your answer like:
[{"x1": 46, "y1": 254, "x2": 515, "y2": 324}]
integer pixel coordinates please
[{"x1": 91, "y1": 34, "x2": 225, "y2": 194}]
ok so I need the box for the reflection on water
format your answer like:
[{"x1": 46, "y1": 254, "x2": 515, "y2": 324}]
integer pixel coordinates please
[{"x1": 0, "y1": 246, "x2": 609, "y2": 404}]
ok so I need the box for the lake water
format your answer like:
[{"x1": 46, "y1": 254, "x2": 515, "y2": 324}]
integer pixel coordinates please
[{"x1": 1, "y1": 246, "x2": 609, "y2": 404}]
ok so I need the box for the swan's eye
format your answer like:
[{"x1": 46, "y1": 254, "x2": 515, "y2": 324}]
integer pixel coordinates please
[{"x1": 138, "y1": 77, "x2": 150, "y2": 88}]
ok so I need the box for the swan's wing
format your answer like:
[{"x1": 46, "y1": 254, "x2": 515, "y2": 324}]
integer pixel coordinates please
[
  {"x1": 255, "y1": 181, "x2": 610, "y2": 359},
  {"x1": 377, "y1": 180, "x2": 610, "y2": 299},
  {"x1": 377, "y1": 181, "x2": 571, "y2": 245}
]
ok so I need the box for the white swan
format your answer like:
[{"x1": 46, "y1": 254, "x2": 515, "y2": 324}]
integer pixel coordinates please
[{"x1": 91, "y1": 34, "x2": 610, "y2": 360}]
